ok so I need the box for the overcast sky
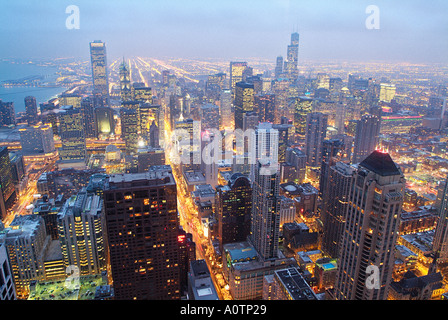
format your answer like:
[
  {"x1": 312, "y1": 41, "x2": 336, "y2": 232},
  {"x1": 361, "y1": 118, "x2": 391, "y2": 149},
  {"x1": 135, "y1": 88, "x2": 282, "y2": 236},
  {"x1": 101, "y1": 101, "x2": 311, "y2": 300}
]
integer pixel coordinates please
[{"x1": 1, "y1": 0, "x2": 447, "y2": 63}]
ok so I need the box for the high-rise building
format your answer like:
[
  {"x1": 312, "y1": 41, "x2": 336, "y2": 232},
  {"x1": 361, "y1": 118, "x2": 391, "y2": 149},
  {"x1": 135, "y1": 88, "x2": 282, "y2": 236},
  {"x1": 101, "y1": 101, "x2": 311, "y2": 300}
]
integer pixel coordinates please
[
  {"x1": 0, "y1": 215, "x2": 48, "y2": 299},
  {"x1": 0, "y1": 242, "x2": 16, "y2": 300},
  {"x1": 334, "y1": 150, "x2": 405, "y2": 300},
  {"x1": 19, "y1": 125, "x2": 55, "y2": 155},
  {"x1": 120, "y1": 108, "x2": 139, "y2": 155},
  {"x1": 57, "y1": 189, "x2": 106, "y2": 276},
  {"x1": 178, "y1": 228, "x2": 196, "y2": 295},
  {"x1": 0, "y1": 147, "x2": 17, "y2": 220},
  {"x1": 219, "y1": 89, "x2": 233, "y2": 131},
  {"x1": 103, "y1": 166, "x2": 181, "y2": 300},
  {"x1": 275, "y1": 56, "x2": 283, "y2": 79},
  {"x1": 90, "y1": 40, "x2": 109, "y2": 106},
  {"x1": 292, "y1": 96, "x2": 313, "y2": 141},
  {"x1": 58, "y1": 108, "x2": 87, "y2": 166},
  {"x1": 81, "y1": 96, "x2": 97, "y2": 138},
  {"x1": 379, "y1": 83, "x2": 396, "y2": 102},
  {"x1": 250, "y1": 160, "x2": 281, "y2": 260},
  {"x1": 320, "y1": 161, "x2": 355, "y2": 259},
  {"x1": 432, "y1": 176, "x2": 448, "y2": 264},
  {"x1": 304, "y1": 112, "x2": 328, "y2": 168},
  {"x1": 230, "y1": 62, "x2": 248, "y2": 99},
  {"x1": 319, "y1": 138, "x2": 345, "y2": 197},
  {"x1": 285, "y1": 32, "x2": 299, "y2": 81},
  {"x1": 24, "y1": 96, "x2": 38, "y2": 125},
  {"x1": 0, "y1": 100, "x2": 16, "y2": 127},
  {"x1": 352, "y1": 114, "x2": 381, "y2": 164},
  {"x1": 255, "y1": 93, "x2": 276, "y2": 124},
  {"x1": 234, "y1": 81, "x2": 254, "y2": 131},
  {"x1": 201, "y1": 103, "x2": 219, "y2": 130},
  {"x1": 119, "y1": 59, "x2": 133, "y2": 102},
  {"x1": 187, "y1": 259, "x2": 219, "y2": 300},
  {"x1": 215, "y1": 173, "x2": 252, "y2": 252}
]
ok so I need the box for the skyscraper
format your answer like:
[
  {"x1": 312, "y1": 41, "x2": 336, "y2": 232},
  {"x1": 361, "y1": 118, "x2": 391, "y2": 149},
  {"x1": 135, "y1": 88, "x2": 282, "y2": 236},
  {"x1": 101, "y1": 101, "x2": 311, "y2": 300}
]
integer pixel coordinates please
[
  {"x1": 24, "y1": 96, "x2": 38, "y2": 125},
  {"x1": 292, "y1": 96, "x2": 313, "y2": 141},
  {"x1": 120, "y1": 108, "x2": 139, "y2": 155},
  {"x1": 275, "y1": 56, "x2": 283, "y2": 79},
  {"x1": 58, "y1": 108, "x2": 87, "y2": 166},
  {"x1": 352, "y1": 114, "x2": 381, "y2": 164},
  {"x1": 95, "y1": 106, "x2": 115, "y2": 138},
  {"x1": 81, "y1": 96, "x2": 97, "y2": 138},
  {"x1": 432, "y1": 176, "x2": 448, "y2": 264},
  {"x1": 0, "y1": 147, "x2": 17, "y2": 220},
  {"x1": 304, "y1": 112, "x2": 328, "y2": 168},
  {"x1": 215, "y1": 173, "x2": 252, "y2": 252},
  {"x1": 255, "y1": 93, "x2": 276, "y2": 124},
  {"x1": 103, "y1": 166, "x2": 181, "y2": 300},
  {"x1": 334, "y1": 150, "x2": 405, "y2": 300},
  {"x1": 234, "y1": 81, "x2": 254, "y2": 131},
  {"x1": 219, "y1": 88, "x2": 233, "y2": 131},
  {"x1": 58, "y1": 189, "x2": 106, "y2": 276},
  {"x1": 285, "y1": 32, "x2": 299, "y2": 81},
  {"x1": 119, "y1": 59, "x2": 132, "y2": 102},
  {"x1": 230, "y1": 62, "x2": 248, "y2": 100},
  {"x1": 90, "y1": 40, "x2": 110, "y2": 106},
  {"x1": 0, "y1": 100, "x2": 16, "y2": 127},
  {"x1": 19, "y1": 125, "x2": 55, "y2": 155}
]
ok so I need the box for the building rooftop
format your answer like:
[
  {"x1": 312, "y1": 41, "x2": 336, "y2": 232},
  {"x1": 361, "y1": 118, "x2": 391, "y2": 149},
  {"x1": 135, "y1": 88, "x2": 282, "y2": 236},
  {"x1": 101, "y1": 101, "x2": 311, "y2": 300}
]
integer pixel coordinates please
[
  {"x1": 275, "y1": 268, "x2": 318, "y2": 300},
  {"x1": 359, "y1": 150, "x2": 402, "y2": 176}
]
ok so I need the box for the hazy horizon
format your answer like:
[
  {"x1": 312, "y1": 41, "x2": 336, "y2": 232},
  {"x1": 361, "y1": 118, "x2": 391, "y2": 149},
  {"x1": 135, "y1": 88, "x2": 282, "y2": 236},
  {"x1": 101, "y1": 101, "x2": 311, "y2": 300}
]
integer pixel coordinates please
[{"x1": 1, "y1": 0, "x2": 448, "y2": 64}]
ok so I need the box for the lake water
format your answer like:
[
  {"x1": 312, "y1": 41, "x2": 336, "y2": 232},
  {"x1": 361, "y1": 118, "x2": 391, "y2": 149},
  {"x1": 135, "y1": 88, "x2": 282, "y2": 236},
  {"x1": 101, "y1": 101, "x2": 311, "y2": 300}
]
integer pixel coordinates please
[{"x1": 0, "y1": 61, "x2": 67, "y2": 113}]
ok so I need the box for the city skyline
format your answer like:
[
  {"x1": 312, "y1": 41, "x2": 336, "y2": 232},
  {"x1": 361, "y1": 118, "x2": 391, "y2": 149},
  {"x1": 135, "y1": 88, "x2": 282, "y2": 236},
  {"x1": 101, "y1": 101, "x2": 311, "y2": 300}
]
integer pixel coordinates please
[{"x1": 0, "y1": 0, "x2": 447, "y2": 64}]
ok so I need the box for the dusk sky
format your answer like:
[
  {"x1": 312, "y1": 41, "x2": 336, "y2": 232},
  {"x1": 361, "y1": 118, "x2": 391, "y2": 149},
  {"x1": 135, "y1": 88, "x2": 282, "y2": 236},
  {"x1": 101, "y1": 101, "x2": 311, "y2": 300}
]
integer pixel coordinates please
[{"x1": 1, "y1": 0, "x2": 447, "y2": 63}]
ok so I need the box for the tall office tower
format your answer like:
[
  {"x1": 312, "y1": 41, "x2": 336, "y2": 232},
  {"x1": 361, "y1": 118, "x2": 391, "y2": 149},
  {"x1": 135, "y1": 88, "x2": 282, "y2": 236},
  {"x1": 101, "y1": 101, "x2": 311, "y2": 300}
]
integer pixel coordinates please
[
  {"x1": 178, "y1": 228, "x2": 196, "y2": 295},
  {"x1": 90, "y1": 40, "x2": 110, "y2": 106},
  {"x1": 0, "y1": 100, "x2": 16, "y2": 126},
  {"x1": 58, "y1": 108, "x2": 87, "y2": 166},
  {"x1": 335, "y1": 102, "x2": 346, "y2": 134},
  {"x1": 201, "y1": 103, "x2": 219, "y2": 130},
  {"x1": 174, "y1": 118, "x2": 201, "y2": 169},
  {"x1": 139, "y1": 104, "x2": 160, "y2": 140},
  {"x1": 0, "y1": 242, "x2": 16, "y2": 300},
  {"x1": 19, "y1": 125, "x2": 55, "y2": 155},
  {"x1": 219, "y1": 89, "x2": 233, "y2": 131},
  {"x1": 57, "y1": 189, "x2": 106, "y2": 276},
  {"x1": 234, "y1": 81, "x2": 254, "y2": 131},
  {"x1": 292, "y1": 96, "x2": 313, "y2": 142},
  {"x1": 379, "y1": 83, "x2": 396, "y2": 102},
  {"x1": 95, "y1": 106, "x2": 115, "y2": 138},
  {"x1": 272, "y1": 78, "x2": 291, "y2": 122},
  {"x1": 81, "y1": 97, "x2": 97, "y2": 138},
  {"x1": 319, "y1": 138, "x2": 345, "y2": 197},
  {"x1": 320, "y1": 162, "x2": 355, "y2": 259},
  {"x1": 229, "y1": 62, "x2": 248, "y2": 99},
  {"x1": 304, "y1": 112, "x2": 328, "y2": 168},
  {"x1": 59, "y1": 93, "x2": 82, "y2": 109},
  {"x1": 215, "y1": 173, "x2": 252, "y2": 252},
  {"x1": 250, "y1": 160, "x2": 281, "y2": 260},
  {"x1": 103, "y1": 166, "x2": 181, "y2": 300},
  {"x1": 0, "y1": 147, "x2": 17, "y2": 220},
  {"x1": 119, "y1": 59, "x2": 133, "y2": 102},
  {"x1": 334, "y1": 150, "x2": 404, "y2": 300},
  {"x1": 149, "y1": 121, "x2": 160, "y2": 148},
  {"x1": 255, "y1": 93, "x2": 276, "y2": 124},
  {"x1": 285, "y1": 32, "x2": 299, "y2": 81},
  {"x1": 187, "y1": 260, "x2": 219, "y2": 300},
  {"x1": 352, "y1": 114, "x2": 381, "y2": 164},
  {"x1": 120, "y1": 108, "x2": 139, "y2": 155},
  {"x1": 0, "y1": 215, "x2": 48, "y2": 299},
  {"x1": 249, "y1": 122, "x2": 279, "y2": 179},
  {"x1": 24, "y1": 96, "x2": 38, "y2": 125},
  {"x1": 273, "y1": 123, "x2": 293, "y2": 163},
  {"x1": 275, "y1": 56, "x2": 283, "y2": 79},
  {"x1": 432, "y1": 176, "x2": 448, "y2": 264},
  {"x1": 133, "y1": 85, "x2": 152, "y2": 103}
]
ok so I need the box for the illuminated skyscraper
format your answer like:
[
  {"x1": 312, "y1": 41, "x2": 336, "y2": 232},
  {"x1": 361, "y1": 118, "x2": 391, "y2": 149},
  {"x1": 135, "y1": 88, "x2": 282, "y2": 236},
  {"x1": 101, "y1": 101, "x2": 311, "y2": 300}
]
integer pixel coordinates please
[
  {"x1": 293, "y1": 96, "x2": 313, "y2": 141},
  {"x1": 103, "y1": 166, "x2": 181, "y2": 300},
  {"x1": 219, "y1": 89, "x2": 233, "y2": 130},
  {"x1": 352, "y1": 114, "x2": 381, "y2": 164},
  {"x1": 433, "y1": 176, "x2": 448, "y2": 264},
  {"x1": 81, "y1": 97, "x2": 97, "y2": 138},
  {"x1": 234, "y1": 81, "x2": 254, "y2": 130},
  {"x1": 304, "y1": 112, "x2": 328, "y2": 168},
  {"x1": 58, "y1": 108, "x2": 87, "y2": 166},
  {"x1": 0, "y1": 147, "x2": 16, "y2": 220},
  {"x1": 230, "y1": 62, "x2": 248, "y2": 99},
  {"x1": 285, "y1": 32, "x2": 299, "y2": 81},
  {"x1": 57, "y1": 189, "x2": 106, "y2": 276},
  {"x1": 334, "y1": 150, "x2": 404, "y2": 300},
  {"x1": 0, "y1": 100, "x2": 16, "y2": 126},
  {"x1": 275, "y1": 56, "x2": 283, "y2": 79},
  {"x1": 379, "y1": 83, "x2": 396, "y2": 102},
  {"x1": 215, "y1": 173, "x2": 252, "y2": 252},
  {"x1": 95, "y1": 106, "x2": 115, "y2": 138},
  {"x1": 90, "y1": 40, "x2": 110, "y2": 106},
  {"x1": 120, "y1": 108, "x2": 139, "y2": 155},
  {"x1": 119, "y1": 59, "x2": 132, "y2": 102},
  {"x1": 24, "y1": 96, "x2": 38, "y2": 125},
  {"x1": 255, "y1": 93, "x2": 276, "y2": 124}
]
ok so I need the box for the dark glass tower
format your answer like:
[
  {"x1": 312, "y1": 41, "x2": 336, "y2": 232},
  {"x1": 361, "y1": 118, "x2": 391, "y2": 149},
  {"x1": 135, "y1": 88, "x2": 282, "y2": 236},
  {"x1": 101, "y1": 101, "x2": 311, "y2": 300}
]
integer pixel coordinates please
[{"x1": 25, "y1": 96, "x2": 38, "y2": 125}]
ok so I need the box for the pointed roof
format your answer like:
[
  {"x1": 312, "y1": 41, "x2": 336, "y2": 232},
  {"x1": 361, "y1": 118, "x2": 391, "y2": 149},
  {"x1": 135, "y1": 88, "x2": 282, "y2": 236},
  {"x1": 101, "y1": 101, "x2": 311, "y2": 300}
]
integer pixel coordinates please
[{"x1": 359, "y1": 150, "x2": 401, "y2": 176}]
